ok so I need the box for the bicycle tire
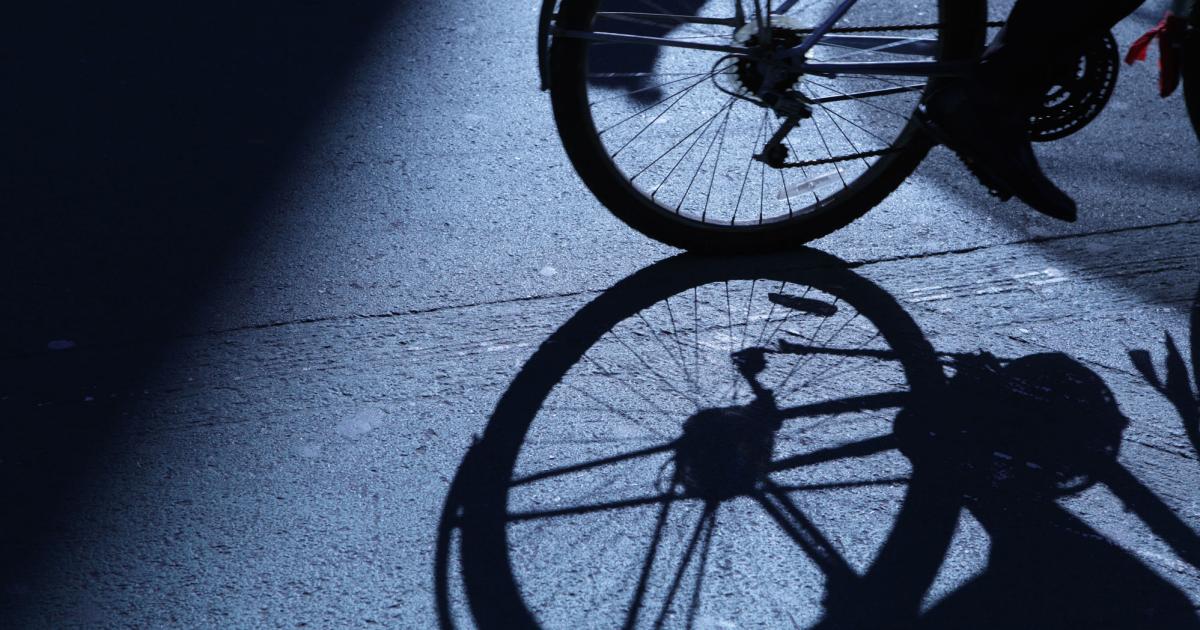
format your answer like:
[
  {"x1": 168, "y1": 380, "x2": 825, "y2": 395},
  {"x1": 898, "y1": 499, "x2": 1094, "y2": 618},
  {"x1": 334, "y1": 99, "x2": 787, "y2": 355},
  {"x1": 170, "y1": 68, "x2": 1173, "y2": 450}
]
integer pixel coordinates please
[
  {"x1": 548, "y1": 1, "x2": 987, "y2": 253},
  {"x1": 436, "y1": 251, "x2": 953, "y2": 628}
]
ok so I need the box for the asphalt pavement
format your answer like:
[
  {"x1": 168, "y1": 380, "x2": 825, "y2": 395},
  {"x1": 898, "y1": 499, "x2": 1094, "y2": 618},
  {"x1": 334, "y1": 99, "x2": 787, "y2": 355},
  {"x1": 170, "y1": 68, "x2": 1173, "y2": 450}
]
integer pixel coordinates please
[{"x1": 1, "y1": 1, "x2": 1198, "y2": 627}]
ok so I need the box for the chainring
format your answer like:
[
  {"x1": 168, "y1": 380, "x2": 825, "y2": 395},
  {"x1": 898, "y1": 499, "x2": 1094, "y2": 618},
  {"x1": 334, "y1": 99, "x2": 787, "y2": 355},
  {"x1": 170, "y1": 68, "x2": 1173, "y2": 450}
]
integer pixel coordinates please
[{"x1": 1029, "y1": 31, "x2": 1120, "y2": 142}]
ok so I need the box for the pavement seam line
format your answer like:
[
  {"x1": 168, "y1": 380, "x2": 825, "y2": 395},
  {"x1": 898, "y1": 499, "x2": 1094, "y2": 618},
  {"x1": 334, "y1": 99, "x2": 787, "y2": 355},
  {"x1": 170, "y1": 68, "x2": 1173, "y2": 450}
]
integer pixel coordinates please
[
  {"x1": 845, "y1": 216, "x2": 1200, "y2": 270},
  {"x1": 5, "y1": 216, "x2": 1197, "y2": 358}
]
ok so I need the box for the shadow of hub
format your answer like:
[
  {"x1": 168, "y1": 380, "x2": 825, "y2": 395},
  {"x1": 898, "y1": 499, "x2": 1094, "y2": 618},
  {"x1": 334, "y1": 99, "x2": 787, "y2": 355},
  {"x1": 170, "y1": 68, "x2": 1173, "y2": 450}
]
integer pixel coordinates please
[{"x1": 675, "y1": 405, "x2": 776, "y2": 501}]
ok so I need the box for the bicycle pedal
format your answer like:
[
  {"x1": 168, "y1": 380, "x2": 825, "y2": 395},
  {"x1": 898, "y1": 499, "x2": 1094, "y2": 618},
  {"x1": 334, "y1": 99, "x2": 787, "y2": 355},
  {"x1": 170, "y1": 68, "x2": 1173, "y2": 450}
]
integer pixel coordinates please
[{"x1": 960, "y1": 156, "x2": 1014, "y2": 202}]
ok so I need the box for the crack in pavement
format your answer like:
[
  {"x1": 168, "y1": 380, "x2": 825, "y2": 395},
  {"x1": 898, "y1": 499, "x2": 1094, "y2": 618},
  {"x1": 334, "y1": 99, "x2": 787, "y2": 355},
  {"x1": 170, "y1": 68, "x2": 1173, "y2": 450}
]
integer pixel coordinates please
[
  {"x1": 4, "y1": 216, "x2": 1198, "y2": 360},
  {"x1": 199, "y1": 215, "x2": 1200, "y2": 336}
]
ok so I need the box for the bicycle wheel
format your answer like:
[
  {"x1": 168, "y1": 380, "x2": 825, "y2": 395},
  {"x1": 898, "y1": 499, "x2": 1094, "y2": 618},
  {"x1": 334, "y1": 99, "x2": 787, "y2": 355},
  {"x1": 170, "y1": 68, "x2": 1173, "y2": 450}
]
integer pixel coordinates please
[
  {"x1": 437, "y1": 252, "x2": 954, "y2": 628},
  {"x1": 549, "y1": 0, "x2": 987, "y2": 253}
]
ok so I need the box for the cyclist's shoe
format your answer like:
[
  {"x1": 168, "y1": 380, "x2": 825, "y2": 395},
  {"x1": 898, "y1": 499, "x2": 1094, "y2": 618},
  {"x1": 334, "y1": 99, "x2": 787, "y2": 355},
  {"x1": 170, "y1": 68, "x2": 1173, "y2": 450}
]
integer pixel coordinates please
[{"x1": 916, "y1": 80, "x2": 1077, "y2": 222}]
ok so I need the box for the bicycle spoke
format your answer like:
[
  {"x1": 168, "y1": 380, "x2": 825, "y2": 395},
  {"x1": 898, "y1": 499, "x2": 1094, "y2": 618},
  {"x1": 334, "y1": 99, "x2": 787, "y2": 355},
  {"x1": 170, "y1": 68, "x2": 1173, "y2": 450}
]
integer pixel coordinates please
[
  {"x1": 635, "y1": 310, "x2": 702, "y2": 399},
  {"x1": 578, "y1": 352, "x2": 686, "y2": 425},
  {"x1": 818, "y1": 101, "x2": 872, "y2": 169},
  {"x1": 814, "y1": 100, "x2": 899, "y2": 148},
  {"x1": 808, "y1": 83, "x2": 924, "y2": 105},
  {"x1": 813, "y1": 35, "x2": 937, "y2": 63},
  {"x1": 777, "y1": 391, "x2": 908, "y2": 421},
  {"x1": 591, "y1": 33, "x2": 739, "y2": 43},
  {"x1": 600, "y1": 65, "x2": 731, "y2": 139},
  {"x1": 605, "y1": 328, "x2": 704, "y2": 409},
  {"x1": 758, "y1": 119, "x2": 767, "y2": 223},
  {"x1": 511, "y1": 441, "x2": 677, "y2": 487},
  {"x1": 683, "y1": 505, "x2": 717, "y2": 628},
  {"x1": 561, "y1": 381, "x2": 675, "y2": 441},
  {"x1": 617, "y1": 0, "x2": 730, "y2": 37},
  {"x1": 785, "y1": 136, "x2": 825, "y2": 204},
  {"x1": 778, "y1": 162, "x2": 795, "y2": 218},
  {"x1": 590, "y1": 71, "x2": 715, "y2": 78},
  {"x1": 562, "y1": 28, "x2": 748, "y2": 55},
  {"x1": 772, "y1": 476, "x2": 910, "y2": 492},
  {"x1": 675, "y1": 99, "x2": 738, "y2": 211},
  {"x1": 699, "y1": 100, "x2": 737, "y2": 218},
  {"x1": 803, "y1": 78, "x2": 912, "y2": 121},
  {"x1": 507, "y1": 491, "x2": 684, "y2": 522},
  {"x1": 731, "y1": 107, "x2": 769, "y2": 224},
  {"x1": 755, "y1": 482, "x2": 859, "y2": 585},
  {"x1": 638, "y1": 96, "x2": 736, "y2": 191},
  {"x1": 854, "y1": 72, "x2": 927, "y2": 91},
  {"x1": 595, "y1": 12, "x2": 739, "y2": 29},
  {"x1": 778, "y1": 327, "x2": 880, "y2": 400},
  {"x1": 590, "y1": 70, "x2": 718, "y2": 107},
  {"x1": 650, "y1": 505, "x2": 715, "y2": 629},
  {"x1": 806, "y1": 114, "x2": 849, "y2": 188},
  {"x1": 623, "y1": 494, "x2": 677, "y2": 630}
]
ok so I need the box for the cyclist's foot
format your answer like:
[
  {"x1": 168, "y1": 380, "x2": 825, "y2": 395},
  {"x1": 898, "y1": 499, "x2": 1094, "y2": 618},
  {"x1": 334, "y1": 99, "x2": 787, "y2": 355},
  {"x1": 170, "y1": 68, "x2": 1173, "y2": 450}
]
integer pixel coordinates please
[{"x1": 916, "y1": 80, "x2": 1077, "y2": 222}]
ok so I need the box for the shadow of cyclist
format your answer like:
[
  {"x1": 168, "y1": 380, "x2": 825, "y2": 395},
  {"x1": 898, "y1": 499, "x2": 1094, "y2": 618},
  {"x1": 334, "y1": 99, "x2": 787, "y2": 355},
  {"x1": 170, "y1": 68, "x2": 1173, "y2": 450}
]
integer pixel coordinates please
[{"x1": 884, "y1": 352, "x2": 1200, "y2": 628}]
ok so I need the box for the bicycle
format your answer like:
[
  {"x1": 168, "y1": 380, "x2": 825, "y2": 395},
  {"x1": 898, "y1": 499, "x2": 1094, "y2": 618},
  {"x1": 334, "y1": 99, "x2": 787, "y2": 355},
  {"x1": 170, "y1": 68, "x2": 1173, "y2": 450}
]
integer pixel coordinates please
[
  {"x1": 536, "y1": 0, "x2": 1200, "y2": 252},
  {"x1": 436, "y1": 252, "x2": 1200, "y2": 628}
]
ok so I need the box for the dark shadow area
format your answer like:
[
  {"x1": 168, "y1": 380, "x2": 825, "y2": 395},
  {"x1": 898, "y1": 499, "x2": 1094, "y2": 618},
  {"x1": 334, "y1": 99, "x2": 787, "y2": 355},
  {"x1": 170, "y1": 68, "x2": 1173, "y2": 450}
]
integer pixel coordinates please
[
  {"x1": 0, "y1": 0, "x2": 396, "y2": 613},
  {"x1": 436, "y1": 251, "x2": 1200, "y2": 628},
  {"x1": 885, "y1": 351, "x2": 1199, "y2": 629}
]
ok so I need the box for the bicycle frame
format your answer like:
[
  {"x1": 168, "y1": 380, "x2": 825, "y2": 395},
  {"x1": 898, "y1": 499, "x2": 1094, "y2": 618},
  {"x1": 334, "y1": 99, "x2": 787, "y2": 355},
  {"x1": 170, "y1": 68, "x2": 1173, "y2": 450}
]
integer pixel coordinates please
[{"x1": 538, "y1": 0, "x2": 971, "y2": 90}]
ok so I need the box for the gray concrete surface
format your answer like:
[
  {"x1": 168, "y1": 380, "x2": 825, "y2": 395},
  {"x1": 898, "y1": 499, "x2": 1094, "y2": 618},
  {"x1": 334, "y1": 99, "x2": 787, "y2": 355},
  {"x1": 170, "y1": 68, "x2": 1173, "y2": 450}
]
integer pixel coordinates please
[{"x1": 2, "y1": 0, "x2": 1199, "y2": 627}]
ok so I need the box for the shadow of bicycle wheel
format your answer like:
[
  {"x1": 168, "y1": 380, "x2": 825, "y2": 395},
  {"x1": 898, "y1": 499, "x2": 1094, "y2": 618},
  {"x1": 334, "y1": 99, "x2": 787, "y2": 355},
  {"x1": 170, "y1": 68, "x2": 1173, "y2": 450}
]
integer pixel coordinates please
[{"x1": 435, "y1": 250, "x2": 1200, "y2": 629}]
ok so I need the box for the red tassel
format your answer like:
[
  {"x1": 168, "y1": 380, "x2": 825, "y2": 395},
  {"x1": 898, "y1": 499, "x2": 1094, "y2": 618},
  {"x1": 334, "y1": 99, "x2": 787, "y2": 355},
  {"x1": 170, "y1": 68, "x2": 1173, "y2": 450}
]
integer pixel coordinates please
[{"x1": 1125, "y1": 12, "x2": 1188, "y2": 98}]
